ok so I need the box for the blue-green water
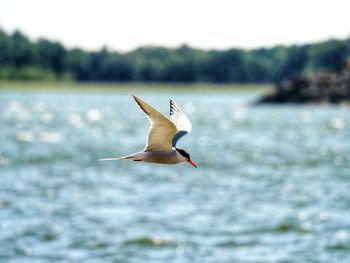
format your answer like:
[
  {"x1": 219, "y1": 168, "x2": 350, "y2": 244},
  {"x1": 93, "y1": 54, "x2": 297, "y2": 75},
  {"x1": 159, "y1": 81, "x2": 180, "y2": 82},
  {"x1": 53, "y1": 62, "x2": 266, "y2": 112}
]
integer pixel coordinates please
[{"x1": 0, "y1": 91, "x2": 349, "y2": 263}]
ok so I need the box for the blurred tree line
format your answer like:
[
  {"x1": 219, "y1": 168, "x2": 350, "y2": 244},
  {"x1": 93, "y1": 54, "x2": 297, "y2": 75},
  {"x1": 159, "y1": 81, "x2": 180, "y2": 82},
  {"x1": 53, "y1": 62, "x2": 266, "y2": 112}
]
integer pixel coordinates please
[{"x1": 1, "y1": 27, "x2": 350, "y2": 83}]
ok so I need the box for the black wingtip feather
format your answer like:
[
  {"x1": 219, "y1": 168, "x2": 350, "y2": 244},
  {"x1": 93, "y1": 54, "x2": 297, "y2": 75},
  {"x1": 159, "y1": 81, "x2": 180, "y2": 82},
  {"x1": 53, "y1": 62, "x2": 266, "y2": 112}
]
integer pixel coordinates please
[{"x1": 170, "y1": 99, "x2": 182, "y2": 116}]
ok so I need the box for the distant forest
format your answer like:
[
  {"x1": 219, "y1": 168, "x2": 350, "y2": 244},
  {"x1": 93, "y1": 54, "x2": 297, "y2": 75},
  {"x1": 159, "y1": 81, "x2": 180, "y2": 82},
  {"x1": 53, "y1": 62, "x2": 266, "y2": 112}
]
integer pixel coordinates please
[{"x1": 0, "y1": 27, "x2": 350, "y2": 83}]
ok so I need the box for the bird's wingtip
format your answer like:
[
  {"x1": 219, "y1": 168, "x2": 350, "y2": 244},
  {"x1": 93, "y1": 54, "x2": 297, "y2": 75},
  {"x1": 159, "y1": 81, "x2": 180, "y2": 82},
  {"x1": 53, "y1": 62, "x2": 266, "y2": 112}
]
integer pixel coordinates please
[{"x1": 131, "y1": 94, "x2": 140, "y2": 102}]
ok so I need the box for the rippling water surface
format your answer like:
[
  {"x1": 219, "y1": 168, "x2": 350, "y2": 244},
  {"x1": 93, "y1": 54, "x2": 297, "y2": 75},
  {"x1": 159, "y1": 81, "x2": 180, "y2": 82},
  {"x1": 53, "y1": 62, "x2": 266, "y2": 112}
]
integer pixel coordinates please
[{"x1": 1, "y1": 91, "x2": 350, "y2": 262}]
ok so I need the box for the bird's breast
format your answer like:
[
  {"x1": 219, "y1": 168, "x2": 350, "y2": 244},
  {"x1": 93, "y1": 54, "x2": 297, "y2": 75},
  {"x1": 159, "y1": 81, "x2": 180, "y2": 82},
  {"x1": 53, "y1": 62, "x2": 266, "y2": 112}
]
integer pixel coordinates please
[{"x1": 142, "y1": 150, "x2": 183, "y2": 164}]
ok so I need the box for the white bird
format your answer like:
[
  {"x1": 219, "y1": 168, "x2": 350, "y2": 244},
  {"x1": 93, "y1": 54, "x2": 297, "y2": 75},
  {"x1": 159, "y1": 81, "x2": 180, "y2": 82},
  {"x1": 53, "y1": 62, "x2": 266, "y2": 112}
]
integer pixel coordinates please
[{"x1": 99, "y1": 94, "x2": 197, "y2": 168}]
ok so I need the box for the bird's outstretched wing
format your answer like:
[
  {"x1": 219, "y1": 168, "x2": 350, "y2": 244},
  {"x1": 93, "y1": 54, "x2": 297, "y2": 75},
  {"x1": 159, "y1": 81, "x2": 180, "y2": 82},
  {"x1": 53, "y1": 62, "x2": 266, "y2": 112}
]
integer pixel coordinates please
[
  {"x1": 132, "y1": 95, "x2": 177, "y2": 151},
  {"x1": 169, "y1": 99, "x2": 192, "y2": 147}
]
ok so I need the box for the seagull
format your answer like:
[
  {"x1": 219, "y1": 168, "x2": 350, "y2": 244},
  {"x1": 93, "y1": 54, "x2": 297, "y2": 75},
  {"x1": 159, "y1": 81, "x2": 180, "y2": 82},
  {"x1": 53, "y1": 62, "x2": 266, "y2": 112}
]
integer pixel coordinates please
[{"x1": 99, "y1": 95, "x2": 197, "y2": 168}]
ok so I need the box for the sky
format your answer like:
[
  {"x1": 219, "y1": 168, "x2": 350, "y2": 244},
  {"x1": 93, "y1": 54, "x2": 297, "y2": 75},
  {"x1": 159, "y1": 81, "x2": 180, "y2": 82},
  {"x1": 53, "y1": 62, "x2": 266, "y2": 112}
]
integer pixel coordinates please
[{"x1": 0, "y1": 0, "x2": 350, "y2": 52}]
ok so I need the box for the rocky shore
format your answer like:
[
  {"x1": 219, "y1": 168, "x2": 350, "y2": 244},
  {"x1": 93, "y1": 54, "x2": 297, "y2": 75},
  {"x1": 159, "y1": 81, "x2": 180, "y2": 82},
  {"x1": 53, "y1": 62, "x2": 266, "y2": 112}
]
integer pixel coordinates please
[{"x1": 258, "y1": 70, "x2": 350, "y2": 104}]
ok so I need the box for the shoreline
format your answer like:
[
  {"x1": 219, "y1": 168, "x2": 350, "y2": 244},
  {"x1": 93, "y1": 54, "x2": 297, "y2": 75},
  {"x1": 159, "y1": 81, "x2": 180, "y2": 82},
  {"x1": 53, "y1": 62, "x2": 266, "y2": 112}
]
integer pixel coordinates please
[{"x1": 0, "y1": 81, "x2": 272, "y2": 94}]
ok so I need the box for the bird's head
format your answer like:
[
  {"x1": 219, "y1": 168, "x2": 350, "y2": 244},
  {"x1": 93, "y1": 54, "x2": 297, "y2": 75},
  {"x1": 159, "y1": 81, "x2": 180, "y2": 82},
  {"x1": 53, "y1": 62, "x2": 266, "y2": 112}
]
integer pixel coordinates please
[{"x1": 175, "y1": 148, "x2": 197, "y2": 168}]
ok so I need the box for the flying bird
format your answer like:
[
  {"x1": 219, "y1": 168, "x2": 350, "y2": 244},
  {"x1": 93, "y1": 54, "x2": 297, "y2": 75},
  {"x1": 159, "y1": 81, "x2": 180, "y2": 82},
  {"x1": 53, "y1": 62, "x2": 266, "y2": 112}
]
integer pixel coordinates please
[{"x1": 99, "y1": 95, "x2": 197, "y2": 168}]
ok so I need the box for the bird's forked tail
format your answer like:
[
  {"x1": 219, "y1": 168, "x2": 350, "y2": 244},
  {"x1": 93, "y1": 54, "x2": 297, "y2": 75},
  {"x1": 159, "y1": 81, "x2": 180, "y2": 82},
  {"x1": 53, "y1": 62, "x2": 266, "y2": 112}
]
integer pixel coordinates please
[
  {"x1": 98, "y1": 152, "x2": 143, "y2": 162},
  {"x1": 98, "y1": 157, "x2": 123, "y2": 161}
]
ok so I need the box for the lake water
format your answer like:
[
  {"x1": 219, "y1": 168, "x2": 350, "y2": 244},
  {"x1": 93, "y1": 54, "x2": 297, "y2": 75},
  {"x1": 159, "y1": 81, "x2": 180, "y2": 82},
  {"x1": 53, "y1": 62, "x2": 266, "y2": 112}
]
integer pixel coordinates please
[{"x1": 0, "y1": 91, "x2": 349, "y2": 263}]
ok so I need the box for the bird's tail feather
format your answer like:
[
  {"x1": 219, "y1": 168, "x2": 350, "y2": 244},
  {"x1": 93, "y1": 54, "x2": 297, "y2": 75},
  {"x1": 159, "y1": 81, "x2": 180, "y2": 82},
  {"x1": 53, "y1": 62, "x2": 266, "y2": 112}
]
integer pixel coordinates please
[
  {"x1": 98, "y1": 157, "x2": 123, "y2": 161},
  {"x1": 99, "y1": 152, "x2": 143, "y2": 162}
]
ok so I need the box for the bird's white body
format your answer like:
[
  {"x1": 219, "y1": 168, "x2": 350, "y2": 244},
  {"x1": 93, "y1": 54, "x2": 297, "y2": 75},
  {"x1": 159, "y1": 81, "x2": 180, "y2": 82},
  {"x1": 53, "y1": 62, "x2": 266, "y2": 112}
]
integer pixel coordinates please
[{"x1": 100, "y1": 95, "x2": 196, "y2": 168}]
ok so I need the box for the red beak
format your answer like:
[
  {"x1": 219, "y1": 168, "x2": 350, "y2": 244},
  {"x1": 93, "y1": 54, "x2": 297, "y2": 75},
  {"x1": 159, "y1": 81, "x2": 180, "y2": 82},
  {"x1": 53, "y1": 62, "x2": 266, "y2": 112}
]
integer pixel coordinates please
[{"x1": 187, "y1": 159, "x2": 197, "y2": 168}]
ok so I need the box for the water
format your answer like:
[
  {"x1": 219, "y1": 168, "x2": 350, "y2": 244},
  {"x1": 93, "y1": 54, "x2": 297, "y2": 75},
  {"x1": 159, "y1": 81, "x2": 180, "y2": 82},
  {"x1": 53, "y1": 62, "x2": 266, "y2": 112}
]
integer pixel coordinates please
[{"x1": 0, "y1": 91, "x2": 349, "y2": 263}]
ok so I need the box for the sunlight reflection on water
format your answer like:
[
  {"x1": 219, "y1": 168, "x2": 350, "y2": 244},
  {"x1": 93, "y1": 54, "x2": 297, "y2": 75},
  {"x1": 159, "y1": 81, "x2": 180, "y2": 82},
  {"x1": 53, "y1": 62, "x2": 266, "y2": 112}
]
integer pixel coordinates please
[{"x1": 0, "y1": 91, "x2": 350, "y2": 262}]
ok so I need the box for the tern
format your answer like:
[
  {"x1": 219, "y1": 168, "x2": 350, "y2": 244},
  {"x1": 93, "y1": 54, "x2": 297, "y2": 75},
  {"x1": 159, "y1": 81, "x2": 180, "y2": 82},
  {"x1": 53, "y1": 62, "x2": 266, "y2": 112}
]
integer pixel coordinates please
[{"x1": 99, "y1": 95, "x2": 197, "y2": 168}]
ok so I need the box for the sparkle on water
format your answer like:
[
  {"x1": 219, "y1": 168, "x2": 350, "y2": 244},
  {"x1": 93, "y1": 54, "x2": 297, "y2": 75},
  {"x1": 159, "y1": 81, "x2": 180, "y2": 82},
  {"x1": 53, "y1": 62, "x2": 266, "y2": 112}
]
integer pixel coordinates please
[{"x1": 0, "y1": 91, "x2": 349, "y2": 262}]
